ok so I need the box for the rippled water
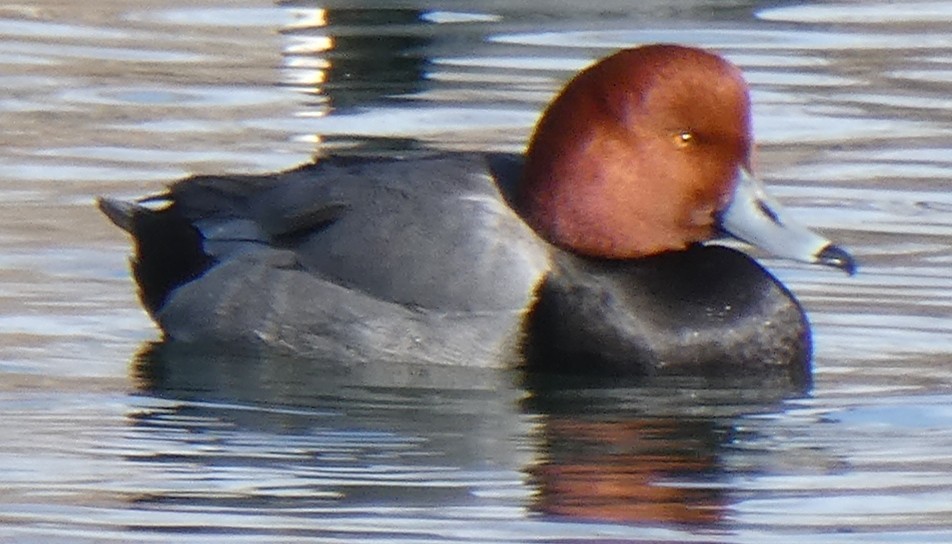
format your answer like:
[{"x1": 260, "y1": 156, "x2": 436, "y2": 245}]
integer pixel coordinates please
[{"x1": 0, "y1": 1, "x2": 950, "y2": 542}]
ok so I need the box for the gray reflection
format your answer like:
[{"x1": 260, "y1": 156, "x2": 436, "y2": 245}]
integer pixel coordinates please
[
  {"x1": 278, "y1": 5, "x2": 435, "y2": 155},
  {"x1": 128, "y1": 343, "x2": 800, "y2": 531},
  {"x1": 129, "y1": 343, "x2": 535, "y2": 515},
  {"x1": 280, "y1": 6, "x2": 432, "y2": 109}
]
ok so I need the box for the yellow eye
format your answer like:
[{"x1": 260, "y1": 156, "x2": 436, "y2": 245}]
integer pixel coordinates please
[{"x1": 673, "y1": 130, "x2": 695, "y2": 148}]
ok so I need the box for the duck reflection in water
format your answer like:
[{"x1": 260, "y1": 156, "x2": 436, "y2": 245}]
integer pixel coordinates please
[
  {"x1": 133, "y1": 345, "x2": 787, "y2": 530},
  {"x1": 522, "y1": 377, "x2": 781, "y2": 527},
  {"x1": 530, "y1": 417, "x2": 726, "y2": 525}
]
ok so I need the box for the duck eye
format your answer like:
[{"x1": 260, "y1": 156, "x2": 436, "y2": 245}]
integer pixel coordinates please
[{"x1": 673, "y1": 130, "x2": 695, "y2": 148}]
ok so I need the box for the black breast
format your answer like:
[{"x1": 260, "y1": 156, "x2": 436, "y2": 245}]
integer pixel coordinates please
[{"x1": 522, "y1": 244, "x2": 811, "y2": 389}]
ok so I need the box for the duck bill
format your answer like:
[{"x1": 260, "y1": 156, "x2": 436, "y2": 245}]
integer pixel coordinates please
[{"x1": 719, "y1": 167, "x2": 856, "y2": 275}]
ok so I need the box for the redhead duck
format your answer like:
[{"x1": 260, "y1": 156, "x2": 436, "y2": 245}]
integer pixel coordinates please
[{"x1": 99, "y1": 44, "x2": 854, "y2": 384}]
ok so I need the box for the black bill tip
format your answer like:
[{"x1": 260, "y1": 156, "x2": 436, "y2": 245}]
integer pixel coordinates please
[{"x1": 817, "y1": 244, "x2": 857, "y2": 276}]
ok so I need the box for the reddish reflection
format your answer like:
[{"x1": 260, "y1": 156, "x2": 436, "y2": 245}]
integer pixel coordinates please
[{"x1": 530, "y1": 417, "x2": 727, "y2": 525}]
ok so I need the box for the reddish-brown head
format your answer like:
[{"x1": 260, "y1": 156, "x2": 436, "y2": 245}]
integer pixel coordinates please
[{"x1": 517, "y1": 44, "x2": 753, "y2": 259}]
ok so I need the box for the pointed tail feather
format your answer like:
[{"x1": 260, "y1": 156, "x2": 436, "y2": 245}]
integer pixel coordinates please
[
  {"x1": 98, "y1": 195, "x2": 212, "y2": 317},
  {"x1": 97, "y1": 197, "x2": 137, "y2": 233}
]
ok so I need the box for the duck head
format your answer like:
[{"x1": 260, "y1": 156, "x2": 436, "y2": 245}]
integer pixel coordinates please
[{"x1": 518, "y1": 44, "x2": 855, "y2": 274}]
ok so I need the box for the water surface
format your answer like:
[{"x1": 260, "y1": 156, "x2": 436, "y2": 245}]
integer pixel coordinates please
[{"x1": 0, "y1": 1, "x2": 950, "y2": 542}]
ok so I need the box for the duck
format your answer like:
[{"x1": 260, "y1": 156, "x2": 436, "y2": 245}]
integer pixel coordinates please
[{"x1": 99, "y1": 44, "x2": 854, "y2": 385}]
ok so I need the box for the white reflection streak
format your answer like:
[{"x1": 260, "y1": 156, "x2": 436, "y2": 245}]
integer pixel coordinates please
[
  {"x1": 280, "y1": 8, "x2": 332, "y2": 97},
  {"x1": 280, "y1": 7, "x2": 331, "y2": 149}
]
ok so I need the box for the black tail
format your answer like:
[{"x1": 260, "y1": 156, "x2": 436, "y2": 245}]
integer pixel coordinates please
[{"x1": 98, "y1": 197, "x2": 213, "y2": 317}]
